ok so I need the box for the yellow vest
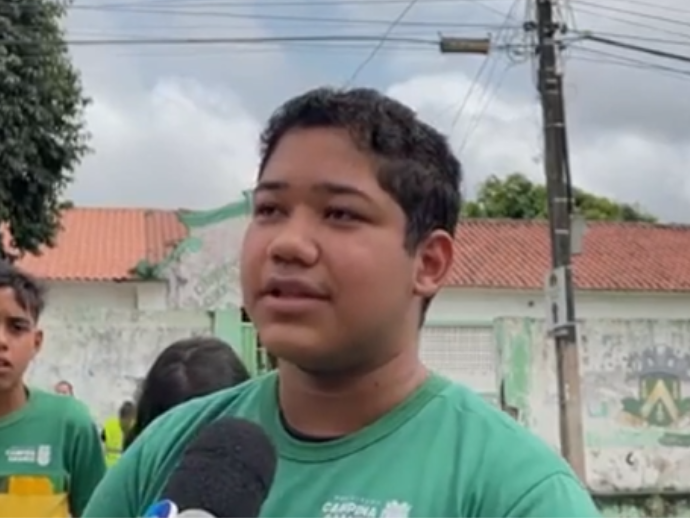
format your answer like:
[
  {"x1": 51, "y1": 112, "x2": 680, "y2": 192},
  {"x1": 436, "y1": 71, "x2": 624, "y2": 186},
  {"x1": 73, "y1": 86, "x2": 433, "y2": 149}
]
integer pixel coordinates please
[{"x1": 102, "y1": 417, "x2": 124, "y2": 468}]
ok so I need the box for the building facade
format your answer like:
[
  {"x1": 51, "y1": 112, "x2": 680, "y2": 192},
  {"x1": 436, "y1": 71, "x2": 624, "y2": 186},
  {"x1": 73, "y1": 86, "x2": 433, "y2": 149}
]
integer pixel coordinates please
[{"x1": 15, "y1": 202, "x2": 690, "y2": 510}]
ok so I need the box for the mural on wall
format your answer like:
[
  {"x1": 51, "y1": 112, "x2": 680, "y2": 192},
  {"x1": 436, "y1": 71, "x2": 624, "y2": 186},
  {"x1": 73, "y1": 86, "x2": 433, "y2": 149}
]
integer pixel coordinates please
[
  {"x1": 158, "y1": 201, "x2": 249, "y2": 310},
  {"x1": 622, "y1": 347, "x2": 690, "y2": 446},
  {"x1": 583, "y1": 326, "x2": 690, "y2": 450},
  {"x1": 496, "y1": 318, "x2": 690, "y2": 492},
  {"x1": 581, "y1": 321, "x2": 690, "y2": 492}
]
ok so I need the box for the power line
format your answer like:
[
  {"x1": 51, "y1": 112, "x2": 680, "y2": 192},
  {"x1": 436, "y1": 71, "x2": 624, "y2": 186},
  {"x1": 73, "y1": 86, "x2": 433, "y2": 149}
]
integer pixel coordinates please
[
  {"x1": 440, "y1": 0, "x2": 523, "y2": 151},
  {"x1": 569, "y1": 46, "x2": 690, "y2": 80},
  {"x1": 457, "y1": 61, "x2": 512, "y2": 152},
  {"x1": 448, "y1": 54, "x2": 492, "y2": 135},
  {"x1": 577, "y1": 32, "x2": 690, "y2": 65},
  {"x1": 572, "y1": 0, "x2": 690, "y2": 31},
  {"x1": 580, "y1": 31, "x2": 690, "y2": 48},
  {"x1": 64, "y1": 5, "x2": 516, "y2": 30},
  {"x1": 0, "y1": 34, "x2": 440, "y2": 47},
  {"x1": 588, "y1": 0, "x2": 690, "y2": 16},
  {"x1": 73, "y1": 0, "x2": 510, "y2": 7},
  {"x1": 344, "y1": 0, "x2": 420, "y2": 86},
  {"x1": 570, "y1": 5, "x2": 690, "y2": 41}
]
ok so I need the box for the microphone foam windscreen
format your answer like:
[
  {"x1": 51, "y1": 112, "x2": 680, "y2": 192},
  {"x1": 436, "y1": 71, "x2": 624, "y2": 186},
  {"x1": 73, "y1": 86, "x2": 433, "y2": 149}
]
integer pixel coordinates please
[{"x1": 161, "y1": 417, "x2": 277, "y2": 517}]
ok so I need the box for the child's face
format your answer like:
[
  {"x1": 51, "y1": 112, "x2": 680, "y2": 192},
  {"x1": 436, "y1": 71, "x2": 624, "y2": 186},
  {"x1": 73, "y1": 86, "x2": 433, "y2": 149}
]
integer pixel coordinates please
[
  {"x1": 240, "y1": 127, "x2": 451, "y2": 373},
  {"x1": 0, "y1": 288, "x2": 42, "y2": 393}
]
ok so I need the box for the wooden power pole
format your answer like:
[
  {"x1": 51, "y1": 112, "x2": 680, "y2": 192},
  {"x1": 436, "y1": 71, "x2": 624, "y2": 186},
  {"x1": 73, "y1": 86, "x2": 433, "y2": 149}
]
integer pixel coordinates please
[
  {"x1": 532, "y1": 0, "x2": 586, "y2": 480},
  {"x1": 439, "y1": 1, "x2": 586, "y2": 479}
]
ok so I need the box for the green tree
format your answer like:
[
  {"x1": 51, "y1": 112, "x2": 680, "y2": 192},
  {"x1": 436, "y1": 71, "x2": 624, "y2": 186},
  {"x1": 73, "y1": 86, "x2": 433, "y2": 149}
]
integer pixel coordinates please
[
  {"x1": 462, "y1": 173, "x2": 657, "y2": 222},
  {"x1": 0, "y1": 0, "x2": 90, "y2": 261}
]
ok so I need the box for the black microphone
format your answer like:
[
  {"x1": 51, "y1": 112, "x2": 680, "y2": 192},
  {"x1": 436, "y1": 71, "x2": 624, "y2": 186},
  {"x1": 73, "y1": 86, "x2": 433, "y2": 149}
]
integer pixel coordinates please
[{"x1": 147, "y1": 417, "x2": 277, "y2": 518}]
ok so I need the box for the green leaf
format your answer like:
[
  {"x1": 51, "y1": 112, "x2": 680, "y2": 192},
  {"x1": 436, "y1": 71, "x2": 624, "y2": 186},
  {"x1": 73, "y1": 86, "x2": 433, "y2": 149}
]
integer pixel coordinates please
[
  {"x1": 462, "y1": 173, "x2": 657, "y2": 222},
  {"x1": 0, "y1": 0, "x2": 90, "y2": 260}
]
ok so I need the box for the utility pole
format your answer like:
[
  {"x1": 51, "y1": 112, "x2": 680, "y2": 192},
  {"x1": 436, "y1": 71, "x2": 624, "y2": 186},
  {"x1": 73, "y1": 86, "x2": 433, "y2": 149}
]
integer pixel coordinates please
[
  {"x1": 439, "y1": 14, "x2": 586, "y2": 479},
  {"x1": 531, "y1": 0, "x2": 586, "y2": 480}
]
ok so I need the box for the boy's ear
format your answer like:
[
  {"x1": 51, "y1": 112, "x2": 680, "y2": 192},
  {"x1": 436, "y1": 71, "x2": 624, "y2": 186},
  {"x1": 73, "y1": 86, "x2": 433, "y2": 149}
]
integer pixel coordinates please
[{"x1": 32, "y1": 329, "x2": 43, "y2": 356}]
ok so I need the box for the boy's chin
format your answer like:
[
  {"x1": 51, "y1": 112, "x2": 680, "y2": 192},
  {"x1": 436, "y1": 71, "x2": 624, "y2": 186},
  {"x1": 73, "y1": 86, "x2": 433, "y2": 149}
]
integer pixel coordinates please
[{"x1": 260, "y1": 324, "x2": 351, "y2": 374}]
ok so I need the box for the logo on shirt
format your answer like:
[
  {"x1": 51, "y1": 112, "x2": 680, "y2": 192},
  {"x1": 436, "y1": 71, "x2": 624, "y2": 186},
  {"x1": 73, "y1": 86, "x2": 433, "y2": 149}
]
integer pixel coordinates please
[
  {"x1": 36, "y1": 445, "x2": 51, "y2": 467},
  {"x1": 4, "y1": 445, "x2": 52, "y2": 466},
  {"x1": 322, "y1": 496, "x2": 411, "y2": 518}
]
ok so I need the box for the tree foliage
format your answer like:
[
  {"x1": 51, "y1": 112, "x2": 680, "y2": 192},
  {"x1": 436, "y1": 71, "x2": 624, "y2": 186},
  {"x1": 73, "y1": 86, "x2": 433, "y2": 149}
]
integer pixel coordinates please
[
  {"x1": 462, "y1": 173, "x2": 657, "y2": 222},
  {"x1": 0, "y1": 0, "x2": 89, "y2": 261}
]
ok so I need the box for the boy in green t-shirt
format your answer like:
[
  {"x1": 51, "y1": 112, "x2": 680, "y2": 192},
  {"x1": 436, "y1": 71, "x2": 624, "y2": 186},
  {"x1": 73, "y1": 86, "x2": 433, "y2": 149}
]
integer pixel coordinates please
[
  {"x1": 0, "y1": 262, "x2": 105, "y2": 517},
  {"x1": 84, "y1": 87, "x2": 599, "y2": 517}
]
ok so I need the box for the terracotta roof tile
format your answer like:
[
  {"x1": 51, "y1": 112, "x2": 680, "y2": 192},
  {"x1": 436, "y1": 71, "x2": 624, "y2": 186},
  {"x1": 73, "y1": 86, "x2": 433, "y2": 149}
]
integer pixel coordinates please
[
  {"x1": 16, "y1": 208, "x2": 186, "y2": 281},
  {"x1": 144, "y1": 209, "x2": 187, "y2": 264},
  {"x1": 447, "y1": 219, "x2": 690, "y2": 292}
]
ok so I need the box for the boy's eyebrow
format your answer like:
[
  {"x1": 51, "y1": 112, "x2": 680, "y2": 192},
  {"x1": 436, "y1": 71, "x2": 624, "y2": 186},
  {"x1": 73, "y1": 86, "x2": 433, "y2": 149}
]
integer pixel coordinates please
[
  {"x1": 8, "y1": 315, "x2": 32, "y2": 325},
  {"x1": 254, "y1": 180, "x2": 288, "y2": 194},
  {"x1": 254, "y1": 180, "x2": 372, "y2": 202}
]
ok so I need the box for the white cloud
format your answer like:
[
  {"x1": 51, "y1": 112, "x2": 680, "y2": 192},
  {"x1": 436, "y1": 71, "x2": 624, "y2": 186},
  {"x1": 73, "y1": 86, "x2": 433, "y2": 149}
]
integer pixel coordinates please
[
  {"x1": 385, "y1": 64, "x2": 690, "y2": 222},
  {"x1": 63, "y1": 1, "x2": 289, "y2": 209},
  {"x1": 56, "y1": 0, "x2": 690, "y2": 222},
  {"x1": 70, "y1": 78, "x2": 261, "y2": 209}
]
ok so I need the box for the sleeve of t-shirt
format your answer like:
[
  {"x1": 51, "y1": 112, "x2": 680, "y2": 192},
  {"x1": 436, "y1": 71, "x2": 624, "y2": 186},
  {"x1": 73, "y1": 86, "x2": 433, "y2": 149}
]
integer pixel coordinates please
[
  {"x1": 503, "y1": 473, "x2": 601, "y2": 517},
  {"x1": 82, "y1": 436, "x2": 142, "y2": 518},
  {"x1": 66, "y1": 403, "x2": 108, "y2": 516}
]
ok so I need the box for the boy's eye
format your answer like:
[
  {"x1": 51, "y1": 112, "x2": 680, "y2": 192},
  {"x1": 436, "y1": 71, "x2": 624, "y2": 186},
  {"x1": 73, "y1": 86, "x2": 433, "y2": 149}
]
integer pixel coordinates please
[
  {"x1": 254, "y1": 202, "x2": 281, "y2": 217},
  {"x1": 325, "y1": 208, "x2": 361, "y2": 221},
  {"x1": 8, "y1": 319, "x2": 28, "y2": 333}
]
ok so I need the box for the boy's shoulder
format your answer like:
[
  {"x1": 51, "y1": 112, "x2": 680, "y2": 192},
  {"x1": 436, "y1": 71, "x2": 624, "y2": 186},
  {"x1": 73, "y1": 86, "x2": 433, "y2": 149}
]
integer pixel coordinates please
[
  {"x1": 123, "y1": 374, "x2": 272, "y2": 512},
  {"x1": 438, "y1": 380, "x2": 571, "y2": 470},
  {"x1": 30, "y1": 388, "x2": 95, "y2": 427},
  {"x1": 432, "y1": 380, "x2": 594, "y2": 515},
  {"x1": 149, "y1": 373, "x2": 270, "y2": 437},
  {"x1": 138, "y1": 374, "x2": 271, "y2": 452}
]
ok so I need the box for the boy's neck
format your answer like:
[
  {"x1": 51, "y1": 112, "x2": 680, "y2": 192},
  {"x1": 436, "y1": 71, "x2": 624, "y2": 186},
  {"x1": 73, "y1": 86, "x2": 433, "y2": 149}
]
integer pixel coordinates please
[
  {"x1": 278, "y1": 348, "x2": 427, "y2": 438},
  {"x1": 0, "y1": 384, "x2": 28, "y2": 419}
]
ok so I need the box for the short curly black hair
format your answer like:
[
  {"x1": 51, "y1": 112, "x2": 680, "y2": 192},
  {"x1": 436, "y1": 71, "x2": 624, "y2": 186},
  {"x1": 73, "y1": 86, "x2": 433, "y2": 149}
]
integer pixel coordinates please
[{"x1": 258, "y1": 87, "x2": 462, "y2": 251}]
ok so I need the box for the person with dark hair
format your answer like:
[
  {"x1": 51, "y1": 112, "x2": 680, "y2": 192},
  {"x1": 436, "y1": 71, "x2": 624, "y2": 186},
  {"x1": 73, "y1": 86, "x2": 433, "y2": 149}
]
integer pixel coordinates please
[
  {"x1": 84, "y1": 88, "x2": 598, "y2": 517},
  {"x1": 124, "y1": 337, "x2": 250, "y2": 449},
  {"x1": 0, "y1": 261, "x2": 105, "y2": 517},
  {"x1": 101, "y1": 401, "x2": 136, "y2": 467}
]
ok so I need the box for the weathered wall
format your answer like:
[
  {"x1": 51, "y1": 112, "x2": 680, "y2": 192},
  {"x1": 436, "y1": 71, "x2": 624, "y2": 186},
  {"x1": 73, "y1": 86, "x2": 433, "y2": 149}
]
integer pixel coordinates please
[
  {"x1": 498, "y1": 318, "x2": 690, "y2": 496},
  {"x1": 432, "y1": 287, "x2": 690, "y2": 321},
  {"x1": 159, "y1": 202, "x2": 249, "y2": 310},
  {"x1": 45, "y1": 280, "x2": 168, "y2": 311},
  {"x1": 27, "y1": 308, "x2": 215, "y2": 423}
]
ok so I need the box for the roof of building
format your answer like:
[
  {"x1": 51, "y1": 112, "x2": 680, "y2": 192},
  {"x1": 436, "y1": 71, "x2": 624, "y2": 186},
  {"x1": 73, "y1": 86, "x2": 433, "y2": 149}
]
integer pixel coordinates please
[
  {"x1": 447, "y1": 219, "x2": 690, "y2": 292},
  {"x1": 17, "y1": 208, "x2": 186, "y2": 281},
  {"x1": 10, "y1": 209, "x2": 690, "y2": 291}
]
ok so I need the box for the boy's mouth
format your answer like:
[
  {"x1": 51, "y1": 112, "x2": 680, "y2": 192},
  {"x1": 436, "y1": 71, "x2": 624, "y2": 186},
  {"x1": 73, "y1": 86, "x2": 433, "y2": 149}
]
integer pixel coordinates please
[
  {"x1": 261, "y1": 277, "x2": 329, "y2": 300},
  {"x1": 0, "y1": 358, "x2": 12, "y2": 371}
]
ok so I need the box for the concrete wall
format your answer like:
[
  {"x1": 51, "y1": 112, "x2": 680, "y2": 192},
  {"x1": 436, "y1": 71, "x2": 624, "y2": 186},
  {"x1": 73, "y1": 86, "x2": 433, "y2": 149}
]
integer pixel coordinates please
[
  {"x1": 28, "y1": 308, "x2": 216, "y2": 423},
  {"x1": 430, "y1": 287, "x2": 690, "y2": 321},
  {"x1": 498, "y1": 317, "x2": 690, "y2": 498},
  {"x1": 28, "y1": 281, "x2": 233, "y2": 422},
  {"x1": 45, "y1": 280, "x2": 168, "y2": 311},
  {"x1": 159, "y1": 203, "x2": 248, "y2": 310}
]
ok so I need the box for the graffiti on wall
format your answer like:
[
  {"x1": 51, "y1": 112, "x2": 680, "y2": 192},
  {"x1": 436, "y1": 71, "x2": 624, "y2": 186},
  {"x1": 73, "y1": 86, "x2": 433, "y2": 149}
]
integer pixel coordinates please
[
  {"x1": 584, "y1": 339, "x2": 690, "y2": 449},
  {"x1": 191, "y1": 261, "x2": 239, "y2": 308},
  {"x1": 162, "y1": 216, "x2": 247, "y2": 309}
]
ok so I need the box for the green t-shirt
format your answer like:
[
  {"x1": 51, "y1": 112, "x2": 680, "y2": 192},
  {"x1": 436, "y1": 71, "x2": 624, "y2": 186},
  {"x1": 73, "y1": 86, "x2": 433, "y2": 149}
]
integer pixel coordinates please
[
  {"x1": 0, "y1": 388, "x2": 106, "y2": 517},
  {"x1": 83, "y1": 373, "x2": 599, "y2": 518}
]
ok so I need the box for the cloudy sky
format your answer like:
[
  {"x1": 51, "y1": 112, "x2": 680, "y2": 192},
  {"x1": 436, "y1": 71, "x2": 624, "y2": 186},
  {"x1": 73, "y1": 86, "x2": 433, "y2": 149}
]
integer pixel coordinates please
[{"x1": 63, "y1": 0, "x2": 690, "y2": 222}]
